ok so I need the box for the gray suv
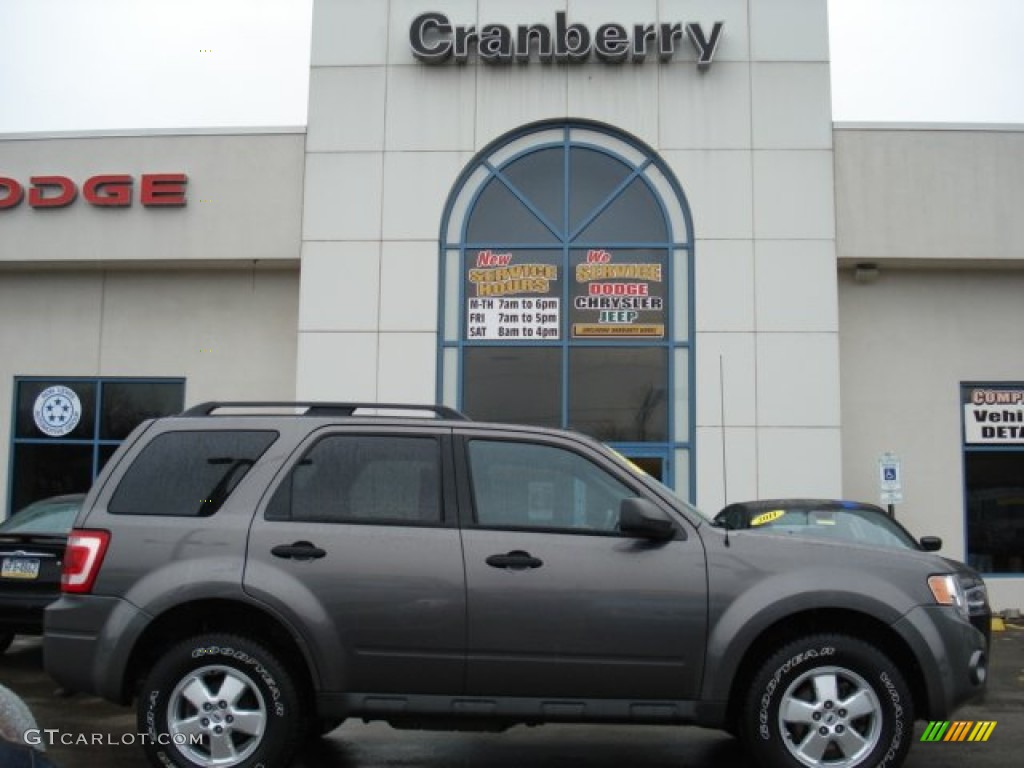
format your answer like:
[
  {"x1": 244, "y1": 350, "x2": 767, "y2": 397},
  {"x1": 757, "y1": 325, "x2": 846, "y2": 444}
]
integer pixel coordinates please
[{"x1": 44, "y1": 403, "x2": 988, "y2": 768}]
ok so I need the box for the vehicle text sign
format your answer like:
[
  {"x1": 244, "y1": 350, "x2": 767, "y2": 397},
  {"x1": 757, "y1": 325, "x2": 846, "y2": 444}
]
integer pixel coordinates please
[{"x1": 963, "y1": 386, "x2": 1024, "y2": 444}]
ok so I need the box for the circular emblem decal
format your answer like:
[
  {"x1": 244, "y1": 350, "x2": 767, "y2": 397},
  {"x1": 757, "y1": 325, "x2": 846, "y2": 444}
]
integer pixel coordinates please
[{"x1": 32, "y1": 385, "x2": 82, "y2": 437}]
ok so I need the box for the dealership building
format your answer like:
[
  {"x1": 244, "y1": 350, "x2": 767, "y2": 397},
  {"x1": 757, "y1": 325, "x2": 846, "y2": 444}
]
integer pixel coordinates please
[{"x1": 1, "y1": 0, "x2": 1022, "y2": 609}]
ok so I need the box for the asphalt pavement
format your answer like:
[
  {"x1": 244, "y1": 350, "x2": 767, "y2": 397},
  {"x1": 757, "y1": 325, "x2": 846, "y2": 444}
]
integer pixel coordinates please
[{"x1": 1, "y1": 626, "x2": 1022, "y2": 768}]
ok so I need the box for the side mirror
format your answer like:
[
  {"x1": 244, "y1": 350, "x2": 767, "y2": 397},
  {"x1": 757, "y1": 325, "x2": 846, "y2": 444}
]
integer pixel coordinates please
[
  {"x1": 919, "y1": 536, "x2": 942, "y2": 552},
  {"x1": 619, "y1": 498, "x2": 675, "y2": 541}
]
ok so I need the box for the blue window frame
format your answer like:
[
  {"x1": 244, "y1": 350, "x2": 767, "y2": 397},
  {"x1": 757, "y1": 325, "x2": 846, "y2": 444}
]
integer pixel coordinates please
[
  {"x1": 8, "y1": 376, "x2": 185, "y2": 514},
  {"x1": 437, "y1": 120, "x2": 695, "y2": 498}
]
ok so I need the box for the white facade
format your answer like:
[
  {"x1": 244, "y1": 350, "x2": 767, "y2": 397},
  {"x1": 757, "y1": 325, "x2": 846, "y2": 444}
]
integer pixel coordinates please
[
  {"x1": 1, "y1": 0, "x2": 1021, "y2": 607},
  {"x1": 299, "y1": 0, "x2": 840, "y2": 510}
]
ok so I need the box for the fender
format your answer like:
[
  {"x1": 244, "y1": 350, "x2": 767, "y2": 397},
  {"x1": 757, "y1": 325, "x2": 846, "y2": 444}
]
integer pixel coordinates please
[{"x1": 699, "y1": 550, "x2": 931, "y2": 710}]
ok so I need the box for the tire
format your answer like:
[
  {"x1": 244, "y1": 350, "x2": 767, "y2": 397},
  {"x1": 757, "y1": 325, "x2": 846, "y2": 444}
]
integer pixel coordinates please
[
  {"x1": 138, "y1": 633, "x2": 302, "y2": 768},
  {"x1": 742, "y1": 634, "x2": 913, "y2": 768},
  {"x1": 0, "y1": 632, "x2": 14, "y2": 654}
]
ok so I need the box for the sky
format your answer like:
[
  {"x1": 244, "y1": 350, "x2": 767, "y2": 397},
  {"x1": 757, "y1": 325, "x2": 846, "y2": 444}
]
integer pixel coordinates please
[{"x1": 0, "y1": 0, "x2": 1022, "y2": 134}]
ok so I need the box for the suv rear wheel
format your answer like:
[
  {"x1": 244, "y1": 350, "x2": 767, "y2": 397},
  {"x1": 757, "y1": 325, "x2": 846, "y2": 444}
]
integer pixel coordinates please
[
  {"x1": 743, "y1": 634, "x2": 913, "y2": 768},
  {"x1": 138, "y1": 633, "x2": 302, "y2": 768}
]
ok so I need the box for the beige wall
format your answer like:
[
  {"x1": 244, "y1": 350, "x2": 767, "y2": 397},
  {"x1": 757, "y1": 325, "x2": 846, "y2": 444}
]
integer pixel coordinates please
[
  {"x1": 835, "y1": 127, "x2": 1024, "y2": 264},
  {"x1": 0, "y1": 131, "x2": 305, "y2": 264},
  {"x1": 838, "y1": 268, "x2": 1024, "y2": 609},
  {"x1": 0, "y1": 268, "x2": 299, "y2": 509},
  {"x1": 835, "y1": 125, "x2": 1024, "y2": 609}
]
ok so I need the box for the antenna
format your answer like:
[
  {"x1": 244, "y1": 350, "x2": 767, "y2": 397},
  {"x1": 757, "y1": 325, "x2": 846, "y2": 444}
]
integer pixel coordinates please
[
  {"x1": 720, "y1": 354, "x2": 728, "y2": 505},
  {"x1": 720, "y1": 354, "x2": 730, "y2": 548}
]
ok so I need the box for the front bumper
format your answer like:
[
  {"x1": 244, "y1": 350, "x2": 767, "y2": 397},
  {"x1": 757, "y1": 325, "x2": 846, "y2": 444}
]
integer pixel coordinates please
[{"x1": 892, "y1": 603, "x2": 988, "y2": 719}]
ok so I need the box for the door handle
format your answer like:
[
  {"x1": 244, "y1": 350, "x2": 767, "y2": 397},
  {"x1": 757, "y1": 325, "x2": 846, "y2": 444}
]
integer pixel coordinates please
[
  {"x1": 486, "y1": 550, "x2": 543, "y2": 570},
  {"x1": 271, "y1": 541, "x2": 326, "y2": 560}
]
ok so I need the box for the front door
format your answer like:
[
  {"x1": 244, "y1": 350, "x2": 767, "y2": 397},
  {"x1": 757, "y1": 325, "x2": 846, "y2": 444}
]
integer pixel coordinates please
[{"x1": 457, "y1": 433, "x2": 707, "y2": 701}]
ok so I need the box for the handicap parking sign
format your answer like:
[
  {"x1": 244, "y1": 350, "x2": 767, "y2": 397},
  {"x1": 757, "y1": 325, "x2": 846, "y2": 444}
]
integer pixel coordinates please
[{"x1": 879, "y1": 453, "x2": 903, "y2": 504}]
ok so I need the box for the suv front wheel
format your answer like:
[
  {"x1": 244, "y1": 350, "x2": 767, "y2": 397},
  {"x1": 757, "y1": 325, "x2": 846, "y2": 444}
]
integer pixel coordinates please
[
  {"x1": 743, "y1": 634, "x2": 913, "y2": 768},
  {"x1": 138, "y1": 633, "x2": 302, "y2": 768}
]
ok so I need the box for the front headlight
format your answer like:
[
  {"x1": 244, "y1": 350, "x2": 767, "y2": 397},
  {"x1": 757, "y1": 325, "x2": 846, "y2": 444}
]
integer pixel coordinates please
[
  {"x1": 928, "y1": 574, "x2": 970, "y2": 622},
  {"x1": 960, "y1": 576, "x2": 990, "y2": 617}
]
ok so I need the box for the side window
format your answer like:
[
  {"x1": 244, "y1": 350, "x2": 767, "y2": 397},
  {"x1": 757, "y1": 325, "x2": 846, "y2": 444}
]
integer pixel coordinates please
[
  {"x1": 109, "y1": 430, "x2": 277, "y2": 517},
  {"x1": 267, "y1": 435, "x2": 442, "y2": 525},
  {"x1": 467, "y1": 440, "x2": 634, "y2": 533}
]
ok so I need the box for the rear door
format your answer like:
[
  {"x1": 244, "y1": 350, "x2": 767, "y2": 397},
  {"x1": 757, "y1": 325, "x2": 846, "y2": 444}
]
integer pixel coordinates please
[
  {"x1": 456, "y1": 431, "x2": 708, "y2": 701},
  {"x1": 244, "y1": 426, "x2": 465, "y2": 695}
]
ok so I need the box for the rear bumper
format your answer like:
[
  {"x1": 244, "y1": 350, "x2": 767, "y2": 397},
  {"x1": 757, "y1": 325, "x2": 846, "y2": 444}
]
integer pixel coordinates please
[
  {"x1": 892, "y1": 604, "x2": 988, "y2": 719},
  {"x1": 44, "y1": 594, "x2": 148, "y2": 702}
]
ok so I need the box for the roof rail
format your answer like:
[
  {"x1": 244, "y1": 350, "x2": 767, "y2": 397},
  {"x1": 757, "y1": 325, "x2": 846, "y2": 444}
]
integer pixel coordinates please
[{"x1": 180, "y1": 402, "x2": 470, "y2": 420}]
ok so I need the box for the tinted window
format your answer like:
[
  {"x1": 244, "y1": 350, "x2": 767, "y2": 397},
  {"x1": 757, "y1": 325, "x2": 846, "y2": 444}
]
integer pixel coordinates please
[
  {"x1": 101, "y1": 381, "x2": 184, "y2": 439},
  {"x1": 10, "y1": 444, "x2": 92, "y2": 512},
  {"x1": 965, "y1": 451, "x2": 1024, "y2": 573},
  {"x1": 267, "y1": 436, "x2": 441, "y2": 525},
  {"x1": 109, "y1": 431, "x2": 277, "y2": 517},
  {"x1": 503, "y1": 146, "x2": 565, "y2": 232},
  {"x1": 568, "y1": 147, "x2": 631, "y2": 235},
  {"x1": 467, "y1": 440, "x2": 634, "y2": 533},
  {"x1": 574, "y1": 177, "x2": 667, "y2": 243},
  {"x1": 466, "y1": 177, "x2": 559, "y2": 244},
  {"x1": 463, "y1": 348, "x2": 561, "y2": 427},
  {"x1": 568, "y1": 347, "x2": 668, "y2": 441}
]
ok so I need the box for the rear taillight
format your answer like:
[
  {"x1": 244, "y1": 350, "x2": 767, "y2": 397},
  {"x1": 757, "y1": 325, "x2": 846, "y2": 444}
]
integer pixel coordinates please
[{"x1": 61, "y1": 530, "x2": 111, "y2": 594}]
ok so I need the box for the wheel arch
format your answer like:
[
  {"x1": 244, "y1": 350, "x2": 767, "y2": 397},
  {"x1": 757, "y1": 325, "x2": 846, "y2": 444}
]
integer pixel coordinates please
[
  {"x1": 721, "y1": 608, "x2": 928, "y2": 733},
  {"x1": 121, "y1": 598, "x2": 320, "y2": 708}
]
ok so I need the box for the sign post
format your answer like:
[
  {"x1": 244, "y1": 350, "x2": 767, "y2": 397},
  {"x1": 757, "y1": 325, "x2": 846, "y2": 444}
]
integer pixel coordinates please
[{"x1": 878, "y1": 452, "x2": 903, "y2": 517}]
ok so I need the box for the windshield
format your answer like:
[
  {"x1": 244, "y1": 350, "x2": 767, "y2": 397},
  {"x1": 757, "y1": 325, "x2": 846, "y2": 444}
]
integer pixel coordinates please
[{"x1": 715, "y1": 501, "x2": 920, "y2": 550}]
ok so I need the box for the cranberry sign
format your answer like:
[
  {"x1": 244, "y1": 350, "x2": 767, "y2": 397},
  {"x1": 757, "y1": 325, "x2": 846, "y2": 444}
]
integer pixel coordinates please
[{"x1": 410, "y1": 11, "x2": 723, "y2": 68}]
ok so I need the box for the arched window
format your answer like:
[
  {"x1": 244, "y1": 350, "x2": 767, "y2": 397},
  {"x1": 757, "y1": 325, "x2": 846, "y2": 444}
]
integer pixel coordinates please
[{"x1": 438, "y1": 121, "x2": 694, "y2": 496}]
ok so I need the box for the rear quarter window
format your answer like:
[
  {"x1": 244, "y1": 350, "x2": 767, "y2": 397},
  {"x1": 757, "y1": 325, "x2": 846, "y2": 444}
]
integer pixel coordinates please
[{"x1": 109, "y1": 430, "x2": 278, "y2": 517}]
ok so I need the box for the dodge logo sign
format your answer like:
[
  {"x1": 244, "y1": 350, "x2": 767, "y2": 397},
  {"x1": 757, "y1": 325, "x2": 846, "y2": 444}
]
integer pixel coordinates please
[{"x1": 0, "y1": 173, "x2": 188, "y2": 210}]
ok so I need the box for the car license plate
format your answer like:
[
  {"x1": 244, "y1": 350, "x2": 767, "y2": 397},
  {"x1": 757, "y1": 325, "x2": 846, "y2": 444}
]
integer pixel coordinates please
[{"x1": 1, "y1": 556, "x2": 40, "y2": 580}]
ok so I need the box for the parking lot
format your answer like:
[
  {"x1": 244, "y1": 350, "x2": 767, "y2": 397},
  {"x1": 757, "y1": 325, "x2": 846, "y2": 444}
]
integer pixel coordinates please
[{"x1": 2, "y1": 626, "x2": 1022, "y2": 768}]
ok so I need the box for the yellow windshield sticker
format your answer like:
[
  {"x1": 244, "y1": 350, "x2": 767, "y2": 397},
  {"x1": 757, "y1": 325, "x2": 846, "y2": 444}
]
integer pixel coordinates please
[{"x1": 751, "y1": 509, "x2": 785, "y2": 527}]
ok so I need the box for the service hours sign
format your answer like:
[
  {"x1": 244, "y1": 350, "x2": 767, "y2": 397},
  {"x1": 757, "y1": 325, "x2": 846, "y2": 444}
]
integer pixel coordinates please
[{"x1": 465, "y1": 250, "x2": 561, "y2": 340}]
